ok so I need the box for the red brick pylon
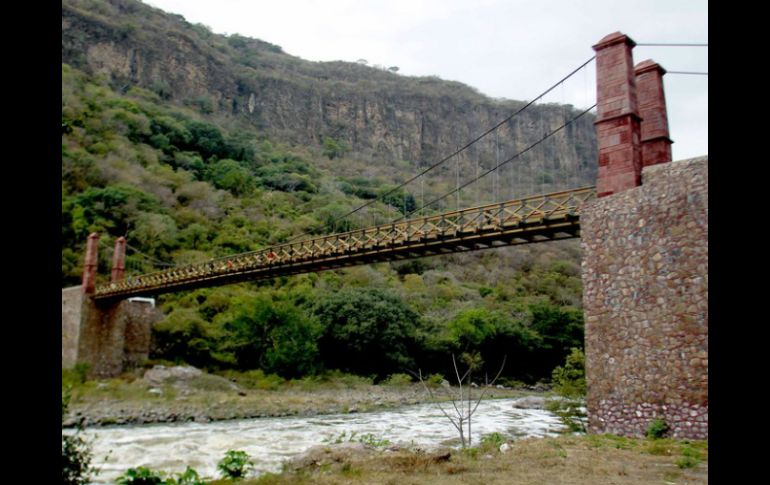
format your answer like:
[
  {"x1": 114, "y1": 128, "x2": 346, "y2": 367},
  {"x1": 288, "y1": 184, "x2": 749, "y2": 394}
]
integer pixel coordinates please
[
  {"x1": 635, "y1": 60, "x2": 673, "y2": 167},
  {"x1": 82, "y1": 232, "x2": 99, "y2": 294},
  {"x1": 111, "y1": 236, "x2": 126, "y2": 283},
  {"x1": 593, "y1": 32, "x2": 642, "y2": 197}
]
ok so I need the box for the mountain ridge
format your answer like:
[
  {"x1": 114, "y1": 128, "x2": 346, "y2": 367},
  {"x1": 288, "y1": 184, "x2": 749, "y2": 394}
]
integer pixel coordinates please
[
  {"x1": 62, "y1": 0, "x2": 597, "y2": 171},
  {"x1": 61, "y1": 0, "x2": 590, "y2": 385}
]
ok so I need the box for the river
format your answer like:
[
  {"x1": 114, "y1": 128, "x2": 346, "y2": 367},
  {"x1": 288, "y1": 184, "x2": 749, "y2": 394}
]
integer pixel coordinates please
[{"x1": 70, "y1": 397, "x2": 566, "y2": 484}]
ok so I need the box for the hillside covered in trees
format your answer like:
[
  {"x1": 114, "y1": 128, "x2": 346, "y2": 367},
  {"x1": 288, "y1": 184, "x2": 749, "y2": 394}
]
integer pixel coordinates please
[{"x1": 62, "y1": 0, "x2": 595, "y2": 383}]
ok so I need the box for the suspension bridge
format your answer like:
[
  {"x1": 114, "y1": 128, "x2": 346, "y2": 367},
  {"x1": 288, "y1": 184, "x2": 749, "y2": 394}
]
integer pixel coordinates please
[
  {"x1": 90, "y1": 53, "x2": 605, "y2": 300},
  {"x1": 84, "y1": 34, "x2": 708, "y2": 300},
  {"x1": 66, "y1": 32, "x2": 709, "y2": 441},
  {"x1": 94, "y1": 187, "x2": 595, "y2": 299}
]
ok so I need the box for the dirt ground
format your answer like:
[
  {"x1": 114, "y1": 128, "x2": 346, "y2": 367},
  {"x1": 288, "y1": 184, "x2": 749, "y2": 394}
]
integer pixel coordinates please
[{"x1": 213, "y1": 434, "x2": 707, "y2": 485}]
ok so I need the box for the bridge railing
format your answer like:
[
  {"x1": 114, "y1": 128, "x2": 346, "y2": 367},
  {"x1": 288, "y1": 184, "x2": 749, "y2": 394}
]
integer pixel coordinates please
[{"x1": 94, "y1": 186, "x2": 595, "y2": 298}]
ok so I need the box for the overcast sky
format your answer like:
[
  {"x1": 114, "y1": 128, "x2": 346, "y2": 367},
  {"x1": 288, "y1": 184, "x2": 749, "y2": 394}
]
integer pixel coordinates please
[{"x1": 144, "y1": 0, "x2": 707, "y2": 161}]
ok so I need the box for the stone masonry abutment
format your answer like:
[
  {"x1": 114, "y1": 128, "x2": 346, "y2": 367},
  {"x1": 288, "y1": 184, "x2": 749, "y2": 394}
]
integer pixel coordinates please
[
  {"x1": 62, "y1": 234, "x2": 162, "y2": 377},
  {"x1": 581, "y1": 156, "x2": 708, "y2": 439},
  {"x1": 583, "y1": 31, "x2": 707, "y2": 439}
]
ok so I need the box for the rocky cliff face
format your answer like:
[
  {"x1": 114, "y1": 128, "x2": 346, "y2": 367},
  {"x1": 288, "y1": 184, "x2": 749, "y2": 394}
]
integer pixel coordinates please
[{"x1": 62, "y1": 0, "x2": 596, "y2": 181}]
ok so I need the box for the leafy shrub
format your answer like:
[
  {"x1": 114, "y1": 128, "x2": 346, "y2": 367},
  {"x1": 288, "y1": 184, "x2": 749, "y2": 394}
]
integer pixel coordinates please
[
  {"x1": 324, "y1": 431, "x2": 391, "y2": 449},
  {"x1": 676, "y1": 455, "x2": 700, "y2": 469},
  {"x1": 259, "y1": 172, "x2": 317, "y2": 193},
  {"x1": 675, "y1": 444, "x2": 703, "y2": 469},
  {"x1": 357, "y1": 433, "x2": 391, "y2": 448},
  {"x1": 440, "y1": 308, "x2": 538, "y2": 378},
  {"x1": 62, "y1": 387, "x2": 94, "y2": 485},
  {"x1": 478, "y1": 286, "x2": 494, "y2": 298},
  {"x1": 220, "y1": 297, "x2": 321, "y2": 377},
  {"x1": 497, "y1": 378, "x2": 525, "y2": 389},
  {"x1": 206, "y1": 159, "x2": 255, "y2": 196},
  {"x1": 460, "y1": 447, "x2": 479, "y2": 459},
  {"x1": 318, "y1": 370, "x2": 374, "y2": 387},
  {"x1": 170, "y1": 467, "x2": 206, "y2": 485},
  {"x1": 62, "y1": 434, "x2": 93, "y2": 485},
  {"x1": 314, "y1": 288, "x2": 421, "y2": 378},
  {"x1": 340, "y1": 462, "x2": 361, "y2": 477},
  {"x1": 480, "y1": 432, "x2": 506, "y2": 450},
  {"x1": 323, "y1": 430, "x2": 355, "y2": 444},
  {"x1": 548, "y1": 349, "x2": 587, "y2": 433},
  {"x1": 382, "y1": 373, "x2": 412, "y2": 386},
  {"x1": 322, "y1": 137, "x2": 348, "y2": 160},
  {"x1": 186, "y1": 96, "x2": 215, "y2": 114},
  {"x1": 115, "y1": 465, "x2": 205, "y2": 484},
  {"x1": 66, "y1": 184, "x2": 162, "y2": 240},
  {"x1": 149, "y1": 81, "x2": 173, "y2": 100},
  {"x1": 62, "y1": 386, "x2": 71, "y2": 421},
  {"x1": 152, "y1": 308, "x2": 215, "y2": 368},
  {"x1": 218, "y1": 449, "x2": 253, "y2": 479},
  {"x1": 646, "y1": 418, "x2": 669, "y2": 439},
  {"x1": 183, "y1": 120, "x2": 227, "y2": 160},
  {"x1": 116, "y1": 466, "x2": 164, "y2": 484},
  {"x1": 380, "y1": 188, "x2": 416, "y2": 216},
  {"x1": 223, "y1": 369, "x2": 284, "y2": 390},
  {"x1": 551, "y1": 347, "x2": 586, "y2": 398},
  {"x1": 424, "y1": 373, "x2": 446, "y2": 388},
  {"x1": 546, "y1": 399, "x2": 587, "y2": 433},
  {"x1": 529, "y1": 300, "x2": 584, "y2": 377},
  {"x1": 69, "y1": 363, "x2": 90, "y2": 384}
]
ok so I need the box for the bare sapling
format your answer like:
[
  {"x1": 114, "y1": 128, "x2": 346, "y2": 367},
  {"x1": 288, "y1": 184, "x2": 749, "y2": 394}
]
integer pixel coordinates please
[{"x1": 415, "y1": 353, "x2": 506, "y2": 448}]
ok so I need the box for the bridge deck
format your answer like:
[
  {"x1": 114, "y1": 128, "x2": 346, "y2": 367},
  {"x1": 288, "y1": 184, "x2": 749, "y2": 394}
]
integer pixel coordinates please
[{"x1": 94, "y1": 186, "x2": 596, "y2": 299}]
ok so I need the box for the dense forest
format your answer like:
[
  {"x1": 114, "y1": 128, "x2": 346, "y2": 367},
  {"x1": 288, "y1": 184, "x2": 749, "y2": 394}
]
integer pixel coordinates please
[{"x1": 62, "y1": 0, "x2": 594, "y2": 384}]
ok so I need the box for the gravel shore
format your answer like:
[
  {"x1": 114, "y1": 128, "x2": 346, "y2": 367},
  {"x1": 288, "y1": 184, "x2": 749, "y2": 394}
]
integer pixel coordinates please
[{"x1": 64, "y1": 366, "x2": 535, "y2": 427}]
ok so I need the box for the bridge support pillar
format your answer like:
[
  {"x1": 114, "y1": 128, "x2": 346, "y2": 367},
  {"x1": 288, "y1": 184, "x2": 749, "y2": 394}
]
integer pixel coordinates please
[
  {"x1": 73, "y1": 297, "x2": 162, "y2": 378},
  {"x1": 593, "y1": 32, "x2": 642, "y2": 198},
  {"x1": 76, "y1": 298, "x2": 129, "y2": 377},
  {"x1": 581, "y1": 157, "x2": 708, "y2": 439},
  {"x1": 64, "y1": 234, "x2": 162, "y2": 377},
  {"x1": 635, "y1": 60, "x2": 673, "y2": 167},
  {"x1": 111, "y1": 236, "x2": 126, "y2": 282},
  {"x1": 82, "y1": 232, "x2": 99, "y2": 294}
]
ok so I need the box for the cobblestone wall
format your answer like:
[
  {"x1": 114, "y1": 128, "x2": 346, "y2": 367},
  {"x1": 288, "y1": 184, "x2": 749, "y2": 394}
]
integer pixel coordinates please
[
  {"x1": 122, "y1": 300, "x2": 159, "y2": 369},
  {"x1": 581, "y1": 156, "x2": 708, "y2": 439},
  {"x1": 64, "y1": 291, "x2": 163, "y2": 377},
  {"x1": 62, "y1": 286, "x2": 83, "y2": 368}
]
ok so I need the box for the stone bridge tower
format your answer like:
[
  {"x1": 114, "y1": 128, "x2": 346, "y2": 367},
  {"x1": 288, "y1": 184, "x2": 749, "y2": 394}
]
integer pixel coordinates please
[
  {"x1": 581, "y1": 32, "x2": 707, "y2": 439},
  {"x1": 62, "y1": 235, "x2": 163, "y2": 378}
]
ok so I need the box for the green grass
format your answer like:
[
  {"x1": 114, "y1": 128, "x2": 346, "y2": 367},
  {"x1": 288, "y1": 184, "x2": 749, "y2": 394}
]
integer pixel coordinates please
[
  {"x1": 221, "y1": 434, "x2": 707, "y2": 485},
  {"x1": 676, "y1": 442, "x2": 705, "y2": 468},
  {"x1": 479, "y1": 432, "x2": 507, "y2": 451},
  {"x1": 586, "y1": 433, "x2": 639, "y2": 450},
  {"x1": 644, "y1": 439, "x2": 674, "y2": 456},
  {"x1": 676, "y1": 455, "x2": 700, "y2": 469},
  {"x1": 217, "y1": 369, "x2": 285, "y2": 390},
  {"x1": 589, "y1": 434, "x2": 708, "y2": 469},
  {"x1": 381, "y1": 373, "x2": 413, "y2": 386}
]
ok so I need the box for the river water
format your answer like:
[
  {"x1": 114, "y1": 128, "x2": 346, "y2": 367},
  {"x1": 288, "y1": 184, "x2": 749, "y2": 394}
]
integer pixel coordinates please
[{"x1": 71, "y1": 397, "x2": 565, "y2": 484}]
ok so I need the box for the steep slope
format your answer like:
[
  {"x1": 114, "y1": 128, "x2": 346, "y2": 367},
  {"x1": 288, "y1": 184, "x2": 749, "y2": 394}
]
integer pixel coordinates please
[
  {"x1": 61, "y1": 0, "x2": 592, "y2": 383},
  {"x1": 62, "y1": 0, "x2": 597, "y2": 173}
]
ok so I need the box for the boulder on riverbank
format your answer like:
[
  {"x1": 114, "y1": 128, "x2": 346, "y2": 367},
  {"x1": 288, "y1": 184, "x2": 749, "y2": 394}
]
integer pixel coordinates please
[
  {"x1": 143, "y1": 365, "x2": 202, "y2": 384},
  {"x1": 142, "y1": 365, "x2": 239, "y2": 392},
  {"x1": 511, "y1": 396, "x2": 550, "y2": 409},
  {"x1": 286, "y1": 442, "x2": 375, "y2": 471}
]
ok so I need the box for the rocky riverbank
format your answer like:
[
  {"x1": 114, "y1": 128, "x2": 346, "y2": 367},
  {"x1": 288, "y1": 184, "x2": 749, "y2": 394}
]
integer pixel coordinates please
[
  {"x1": 252, "y1": 434, "x2": 708, "y2": 485},
  {"x1": 64, "y1": 365, "x2": 542, "y2": 427}
]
